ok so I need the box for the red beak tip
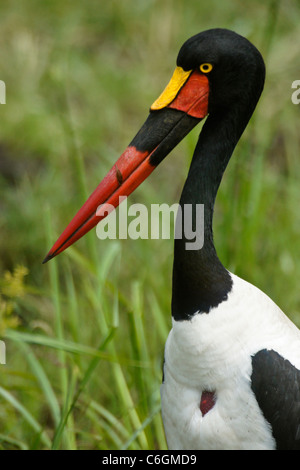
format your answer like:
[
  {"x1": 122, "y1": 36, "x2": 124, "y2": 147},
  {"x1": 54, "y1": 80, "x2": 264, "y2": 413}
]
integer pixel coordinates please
[{"x1": 42, "y1": 253, "x2": 54, "y2": 264}]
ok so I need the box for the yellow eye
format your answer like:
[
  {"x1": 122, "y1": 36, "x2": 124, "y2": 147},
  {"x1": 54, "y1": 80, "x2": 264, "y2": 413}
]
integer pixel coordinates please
[{"x1": 200, "y1": 63, "x2": 213, "y2": 73}]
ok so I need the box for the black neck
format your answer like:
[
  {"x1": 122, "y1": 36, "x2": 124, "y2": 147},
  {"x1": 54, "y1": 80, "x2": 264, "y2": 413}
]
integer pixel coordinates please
[{"x1": 171, "y1": 105, "x2": 254, "y2": 320}]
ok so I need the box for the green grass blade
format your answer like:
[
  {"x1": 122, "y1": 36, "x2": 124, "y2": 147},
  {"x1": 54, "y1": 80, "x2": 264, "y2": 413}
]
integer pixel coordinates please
[
  {"x1": 0, "y1": 386, "x2": 51, "y2": 448},
  {"x1": 121, "y1": 403, "x2": 161, "y2": 450},
  {"x1": 0, "y1": 434, "x2": 29, "y2": 450},
  {"x1": 5, "y1": 329, "x2": 145, "y2": 366},
  {"x1": 16, "y1": 341, "x2": 61, "y2": 427},
  {"x1": 51, "y1": 327, "x2": 116, "y2": 449}
]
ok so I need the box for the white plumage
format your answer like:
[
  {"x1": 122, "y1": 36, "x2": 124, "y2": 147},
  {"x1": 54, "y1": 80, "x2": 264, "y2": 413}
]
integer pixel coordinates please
[{"x1": 161, "y1": 273, "x2": 300, "y2": 450}]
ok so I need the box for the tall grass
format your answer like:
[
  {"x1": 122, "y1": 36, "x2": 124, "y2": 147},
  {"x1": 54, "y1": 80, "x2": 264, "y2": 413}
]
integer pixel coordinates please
[{"x1": 1, "y1": 0, "x2": 300, "y2": 449}]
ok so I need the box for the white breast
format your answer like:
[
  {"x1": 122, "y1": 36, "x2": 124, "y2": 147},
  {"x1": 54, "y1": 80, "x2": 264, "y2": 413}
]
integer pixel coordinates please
[{"x1": 161, "y1": 273, "x2": 300, "y2": 450}]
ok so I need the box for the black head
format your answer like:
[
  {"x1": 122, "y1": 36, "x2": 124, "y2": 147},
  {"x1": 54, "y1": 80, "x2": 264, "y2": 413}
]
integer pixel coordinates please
[{"x1": 177, "y1": 28, "x2": 266, "y2": 114}]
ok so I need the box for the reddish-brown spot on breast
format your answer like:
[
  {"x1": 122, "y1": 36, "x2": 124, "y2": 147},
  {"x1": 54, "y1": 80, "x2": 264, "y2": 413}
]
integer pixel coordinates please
[{"x1": 200, "y1": 391, "x2": 216, "y2": 416}]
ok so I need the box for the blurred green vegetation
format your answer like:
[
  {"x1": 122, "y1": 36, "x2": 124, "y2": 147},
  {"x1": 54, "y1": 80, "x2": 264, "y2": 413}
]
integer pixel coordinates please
[{"x1": 1, "y1": 0, "x2": 300, "y2": 450}]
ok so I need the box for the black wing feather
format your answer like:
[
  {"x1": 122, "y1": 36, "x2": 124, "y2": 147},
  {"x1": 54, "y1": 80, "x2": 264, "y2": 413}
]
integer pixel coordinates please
[{"x1": 251, "y1": 349, "x2": 300, "y2": 450}]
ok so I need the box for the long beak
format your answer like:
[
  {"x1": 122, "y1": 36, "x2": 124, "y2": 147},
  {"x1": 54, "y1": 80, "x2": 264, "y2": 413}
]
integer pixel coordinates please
[{"x1": 43, "y1": 67, "x2": 209, "y2": 263}]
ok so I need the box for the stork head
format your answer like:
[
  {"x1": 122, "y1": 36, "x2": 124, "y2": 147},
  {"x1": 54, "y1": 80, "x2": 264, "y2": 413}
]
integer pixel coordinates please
[{"x1": 43, "y1": 29, "x2": 265, "y2": 263}]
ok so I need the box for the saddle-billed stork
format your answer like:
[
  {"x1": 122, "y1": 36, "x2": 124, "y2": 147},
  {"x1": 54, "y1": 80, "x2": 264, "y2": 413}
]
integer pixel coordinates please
[{"x1": 44, "y1": 29, "x2": 300, "y2": 450}]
